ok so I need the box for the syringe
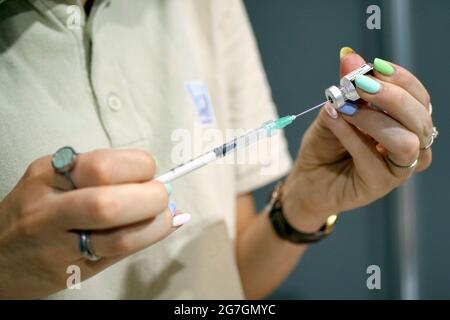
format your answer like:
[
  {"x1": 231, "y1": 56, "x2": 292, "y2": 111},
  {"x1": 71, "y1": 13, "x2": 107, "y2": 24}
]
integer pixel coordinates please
[
  {"x1": 156, "y1": 101, "x2": 326, "y2": 184},
  {"x1": 156, "y1": 63, "x2": 375, "y2": 184}
]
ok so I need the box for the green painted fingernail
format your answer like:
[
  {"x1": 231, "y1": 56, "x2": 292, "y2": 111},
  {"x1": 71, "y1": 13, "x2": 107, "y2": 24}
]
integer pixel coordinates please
[
  {"x1": 164, "y1": 183, "x2": 173, "y2": 196},
  {"x1": 355, "y1": 75, "x2": 380, "y2": 94},
  {"x1": 374, "y1": 58, "x2": 394, "y2": 76},
  {"x1": 152, "y1": 155, "x2": 159, "y2": 167}
]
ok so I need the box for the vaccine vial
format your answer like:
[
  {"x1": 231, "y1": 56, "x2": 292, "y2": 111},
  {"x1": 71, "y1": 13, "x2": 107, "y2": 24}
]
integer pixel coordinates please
[{"x1": 325, "y1": 63, "x2": 374, "y2": 109}]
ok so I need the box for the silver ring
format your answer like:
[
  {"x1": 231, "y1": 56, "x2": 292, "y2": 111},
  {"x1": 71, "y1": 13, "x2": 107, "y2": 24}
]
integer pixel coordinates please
[
  {"x1": 385, "y1": 156, "x2": 419, "y2": 169},
  {"x1": 63, "y1": 171, "x2": 76, "y2": 189},
  {"x1": 52, "y1": 146, "x2": 78, "y2": 189},
  {"x1": 78, "y1": 231, "x2": 101, "y2": 262},
  {"x1": 421, "y1": 126, "x2": 438, "y2": 150}
]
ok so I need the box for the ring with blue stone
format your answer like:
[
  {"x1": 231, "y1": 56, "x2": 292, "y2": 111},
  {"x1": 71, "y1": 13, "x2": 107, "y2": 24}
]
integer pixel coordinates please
[{"x1": 51, "y1": 146, "x2": 78, "y2": 189}]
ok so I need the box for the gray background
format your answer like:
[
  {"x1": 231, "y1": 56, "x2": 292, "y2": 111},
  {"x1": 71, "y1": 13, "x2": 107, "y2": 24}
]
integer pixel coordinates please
[{"x1": 244, "y1": 0, "x2": 450, "y2": 299}]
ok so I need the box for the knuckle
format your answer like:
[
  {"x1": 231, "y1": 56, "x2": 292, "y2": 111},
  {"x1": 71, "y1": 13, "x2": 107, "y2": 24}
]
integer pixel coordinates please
[
  {"x1": 24, "y1": 158, "x2": 46, "y2": 180},
  {"x1": 152, "y1": 182, "x2": 169, "y2": 211},
  {"x1": 423, "y1": 92, "x2": 431, "y2": 106},
  {"x1": 92, "y1": 193, "x2": 119, "y2": 224},
  {"x1": 400, "y1": 134, "x2": 420, "y2": 159},
  {"x1": 422, "y1": 116, "x2": 434, "y2": 140},
  {"x1": 85, "y1": 157, "x2": 111, "y2": 185},
  {"x1": 399, "y1": 88, "x2": 410, "y2": 109},
  {"x1": 402, "y1": 73, "x2": 416, "y2": 91},
  {"x1": 138, "y1": 150, "x2": 156, "y2": 171},
  {"x1": 416, "y1": 162, "x2": 430, "y2": 172},
  {"x1": 416, "y1": 151, "x2": 432, "y2": 172}
]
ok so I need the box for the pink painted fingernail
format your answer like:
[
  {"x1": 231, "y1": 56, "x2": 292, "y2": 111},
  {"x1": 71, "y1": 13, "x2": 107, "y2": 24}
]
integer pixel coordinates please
[
  {"x1": 324, "y1": 102, "x2": 338, "y2": 119},
  {"x1": 172, "y1": 213, "x2": 191, "y2": 227}
]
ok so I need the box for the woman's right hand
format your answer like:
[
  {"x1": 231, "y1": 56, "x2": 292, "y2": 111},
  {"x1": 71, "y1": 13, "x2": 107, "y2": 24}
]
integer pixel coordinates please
[{"x1": 0, "y1": 149, "x2": 186, "y2": 299}]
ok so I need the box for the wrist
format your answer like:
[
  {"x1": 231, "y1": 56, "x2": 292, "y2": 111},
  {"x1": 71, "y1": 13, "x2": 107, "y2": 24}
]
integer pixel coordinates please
[{"x1": 281, "y1": 176, "x2": 335, "y2": 233}]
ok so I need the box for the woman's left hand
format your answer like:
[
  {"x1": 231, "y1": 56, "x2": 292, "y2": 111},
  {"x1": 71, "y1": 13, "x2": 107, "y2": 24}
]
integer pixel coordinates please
[{"x1": 282, "y1": 50, "x2": 435, "y2": 232}]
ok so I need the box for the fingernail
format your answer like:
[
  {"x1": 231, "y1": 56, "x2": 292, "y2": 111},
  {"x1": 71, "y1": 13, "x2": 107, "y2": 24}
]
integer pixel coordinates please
[
  {"x1": 152, "y1": 155, "x2": 159, "y2": 167},
  {"x1": 324, "y1": 103, "x2": 338, "y2": 119},
  {"x1": 164, "y1": 183, "x2": 173, "y2": 196},
  {"x1": 168, "y1": 201, "x2": 177, "y2": 216},
  {"x1": 338, "y1": 102, "x2": 359, "y2": 116},
  {"x1": 374, "y1": 58, "x2": 394, "y2": 76},
  {"x1": 339, "y1": 46, "x2": 354, "y2": 59},
  {"x1": 355, "y1": 75, "x2": 380, "y2": 94},
  {"x1": 172, "y1": 213, "x2": 191, "y2": 227}
]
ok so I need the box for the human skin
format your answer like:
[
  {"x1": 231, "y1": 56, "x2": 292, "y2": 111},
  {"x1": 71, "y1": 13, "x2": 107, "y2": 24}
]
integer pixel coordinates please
[
  {"x1": 0, "y1": 2, "x2": 433, "y2": 299},
  {"x1": 0, "y1": 149, "x2": 187, "y2": 298},
  {"x1": 236, "y1": 52, "x2": 432, "y2": 299}
]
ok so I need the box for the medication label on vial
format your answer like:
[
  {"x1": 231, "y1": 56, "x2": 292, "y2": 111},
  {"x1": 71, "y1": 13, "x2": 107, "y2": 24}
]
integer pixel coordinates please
[
  {"x1": 342, "y1": 63, "x2": 373, "y2": 82},
  {"x1": 185, "y1": 80, "x2": 215, "y2": 126}
]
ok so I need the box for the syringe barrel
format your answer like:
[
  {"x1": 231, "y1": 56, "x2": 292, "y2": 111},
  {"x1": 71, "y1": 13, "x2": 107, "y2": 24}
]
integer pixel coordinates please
[
  {"x1": 213, "y1": 126, "x2": 269, "y2": 157},
  {"x1": 155, "y1": 126, "x2": 270, "y2": 183},
  {"x1": 155, "y1": 151, "x2": 217, "y2": 183},
  {"x1": 237, "y1": 126, "x2": 269, "y2": 148}
]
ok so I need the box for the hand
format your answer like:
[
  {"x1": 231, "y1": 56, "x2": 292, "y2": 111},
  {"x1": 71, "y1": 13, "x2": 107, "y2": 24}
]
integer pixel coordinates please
[
  {"x1": 0, "y1": 149, "x2": 188, "y2": 299},
  {"x1": 282, "y1": 52, "x2": 433, "y2": 232}
]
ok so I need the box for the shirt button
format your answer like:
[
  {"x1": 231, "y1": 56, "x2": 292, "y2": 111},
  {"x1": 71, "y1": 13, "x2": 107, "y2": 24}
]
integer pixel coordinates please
[{"x1": 107, "y1": 94, "x2": 122, "y2": 111}]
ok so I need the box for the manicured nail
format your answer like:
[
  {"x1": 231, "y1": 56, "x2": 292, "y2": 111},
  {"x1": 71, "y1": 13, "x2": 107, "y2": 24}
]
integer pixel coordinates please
[
  {"x1": 374, "y1": 58, "x2": 394, "y2": 76},
  {"x1": 338, "y1": 102, "x2": 359, "y2": 116},
  {"x1": 172, "y1": 213, "x2": 191, "y2": 227},
  {"x1": 339, "y1": 46, "x2": 354, "y2": 59},
  {"x1": 324, "y1": 103, "x2": 338, "y2": 119},
  {"x1": 152, "y1": 155, "x2": 159, "y2": 168},
  {"x1": 168, "y1": 201, "x2": 177, "y2": 216},
  {"x1": 164, "y1": 183, "x2": 173, "y2": 196},
  {"x1": 355, "y1": 75, "x2": 380, "y2": 94}
]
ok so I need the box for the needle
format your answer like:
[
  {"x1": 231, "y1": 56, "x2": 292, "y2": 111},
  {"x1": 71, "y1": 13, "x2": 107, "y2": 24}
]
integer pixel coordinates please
[
  {"x1": 293, "y1": 101, "x2": 327, "y2": 119},
  {"x1": 157, "y1": 100, "x2": 329, "y2": 183}
]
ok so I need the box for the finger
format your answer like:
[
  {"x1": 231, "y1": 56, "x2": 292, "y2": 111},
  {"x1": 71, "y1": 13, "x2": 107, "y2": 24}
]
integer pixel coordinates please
[
  {"x1": 342, "y1": 107, "x2": 421, "y2": 176},
  {"x1": 341, "y1": 54, "x2": 432, "y2": 114},
  {"x1": 56, "y1": 180, "x2": 169, "y2": 230},
  {"x1": 66, "y1": 149, "x2": 156, "y2": 188},
  {"x1": 340, "y1": 52, "x2": 366, "y2": 77},
  {"x1": 22, "y1": 155, "x2": 70, "y2": 191},
  {"x1": 320, "y1": 103, "x2": 388, "y2": 180},
  {"x1": 67, "y1": 209, "x2": 175, "y2": 258},
  {"x1": 372, "y1": 58, "x2": 431, "y2": 108},
  {"x1": 416, "y1": 148, "x2": 432, "y2": 172},
  {"x1": 354, "y1": 76, "x2": 433, "y2": 147},
  {"x1": 339, "y1": 53, "x2": 370, "y2": 108},
  {"x1": 375, "y1": 143, "x2": 431, "y2": 173}
]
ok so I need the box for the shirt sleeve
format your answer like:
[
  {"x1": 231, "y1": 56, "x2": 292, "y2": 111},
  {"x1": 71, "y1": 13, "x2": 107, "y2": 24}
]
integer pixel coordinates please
[{"x1": 219, "y1": 0, "x2": 293, "y2": 194}]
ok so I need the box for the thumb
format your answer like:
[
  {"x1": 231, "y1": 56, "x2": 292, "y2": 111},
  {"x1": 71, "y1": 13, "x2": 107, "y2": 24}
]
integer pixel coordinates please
[{"x1": 339, "y1": 47, "x2": 367, "y2": 77}]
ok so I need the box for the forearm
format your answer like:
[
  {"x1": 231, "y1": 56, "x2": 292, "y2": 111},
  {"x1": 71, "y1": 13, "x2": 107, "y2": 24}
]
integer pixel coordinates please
[
  {"x1": 236, "y1": 210, "x2": 307, "y2": 299},
  {"x1": 236, "y1": 178, "x2": 326, "y2": 299}
]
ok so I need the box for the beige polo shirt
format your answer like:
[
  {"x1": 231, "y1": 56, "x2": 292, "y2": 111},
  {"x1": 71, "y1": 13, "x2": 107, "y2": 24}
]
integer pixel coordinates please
[{"x1": 0, "y1": 0, "x2": 292, "y2": 299}]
